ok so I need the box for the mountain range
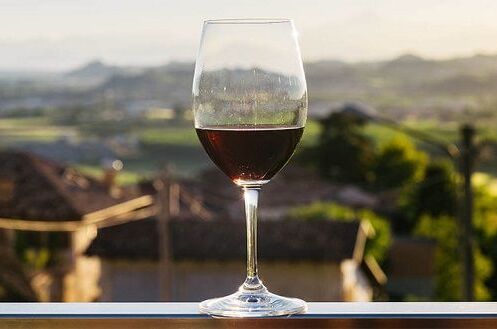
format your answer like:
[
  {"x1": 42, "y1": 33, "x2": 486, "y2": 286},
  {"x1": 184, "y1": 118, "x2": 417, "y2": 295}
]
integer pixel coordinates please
[{"x1": 3, "y1": 53, "x2": 497, "y2": 117}]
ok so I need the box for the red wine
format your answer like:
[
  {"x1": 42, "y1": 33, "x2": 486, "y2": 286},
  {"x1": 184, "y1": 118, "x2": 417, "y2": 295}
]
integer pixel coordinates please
[{"x1": 196, "y1": 125, "x2": 304, "y2": 185}]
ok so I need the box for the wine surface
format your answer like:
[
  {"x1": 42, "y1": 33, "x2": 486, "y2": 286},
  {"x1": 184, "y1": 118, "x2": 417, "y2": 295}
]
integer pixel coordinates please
[{"x1": 196, "y1": 125, "x2": 304, "y2": 185}]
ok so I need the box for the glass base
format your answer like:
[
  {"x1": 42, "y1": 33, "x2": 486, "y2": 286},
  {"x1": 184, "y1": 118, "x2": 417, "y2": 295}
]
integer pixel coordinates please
[{"x1": 199, "y1": 285, "x2": 307, "y2": 318}]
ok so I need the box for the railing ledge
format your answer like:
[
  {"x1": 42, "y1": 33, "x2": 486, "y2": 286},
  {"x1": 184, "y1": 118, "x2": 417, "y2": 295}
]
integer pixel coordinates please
[{"x1": 1, "y1": 302, "x2": 497, "y2": 328}]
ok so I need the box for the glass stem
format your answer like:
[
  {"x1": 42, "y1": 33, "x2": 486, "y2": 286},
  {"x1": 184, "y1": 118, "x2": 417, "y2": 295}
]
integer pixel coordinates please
[{"x1": 242, "y1": 187, "x2": 264, "y2": 291}]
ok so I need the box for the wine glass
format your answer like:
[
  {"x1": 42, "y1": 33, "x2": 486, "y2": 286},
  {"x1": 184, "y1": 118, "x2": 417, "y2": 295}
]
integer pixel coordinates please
[{"x1": 192, "y1": 18, "x2": 307, "y2": 317}]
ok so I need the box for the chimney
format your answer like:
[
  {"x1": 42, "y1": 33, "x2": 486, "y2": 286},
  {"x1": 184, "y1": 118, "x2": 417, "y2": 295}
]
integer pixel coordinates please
[{"x1": 101, "y1": 159, "x2": 123, "y2": 197}]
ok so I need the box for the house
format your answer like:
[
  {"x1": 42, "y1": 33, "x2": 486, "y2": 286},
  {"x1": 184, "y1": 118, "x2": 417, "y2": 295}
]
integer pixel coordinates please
[
  {"x1": 0, "y1": 151, "x2": 387, "y2": 302},
  {"x1": 85, "y1": 216, "x2": 386, "y2": 302},
  {"x1": 0, "y1": 150, "x2": 154, "y2": 301}
]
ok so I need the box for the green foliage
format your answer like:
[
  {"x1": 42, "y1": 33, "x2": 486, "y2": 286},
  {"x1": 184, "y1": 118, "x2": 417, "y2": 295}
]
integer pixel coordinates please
[
  {"x1": 372, "y1": 135, "x2": 427, "y2": 190},
  {"x1": 474, "y1": 185, "x2": 497, "y2": 299},
  {"x1": 76, "y1": 165, "x2": 142, "y2": 186},
  {"x1": 289, "y1": 202, "x2": 391, "y2": 263},
  {"x1": 400, "y1": 160, "x2": 458, "y2": 233},
  {"x1": 419, "y1": 160, "x2": 458, "y2": 217},
  {"x1": 415, "y1": 215, "x2": 492, "y2": 301},
  {"x1": 303, "y1": 112, "x2": 375, "y2": 185},
  {"x1": 139, "y1": 127, "x2": 199, "y2": 146},
  {"x1": 23, "y1": 248, "x2": 50, "y2": 271},
  {"x1": 474, "y1": 185, "x2": 497, "y2": 234},
  {"x1": 300, "y1": 113, "x2": 429, "y2": 192},
  {"x1": 15, "y1": 232, "x2": 68, "y2": 270}
]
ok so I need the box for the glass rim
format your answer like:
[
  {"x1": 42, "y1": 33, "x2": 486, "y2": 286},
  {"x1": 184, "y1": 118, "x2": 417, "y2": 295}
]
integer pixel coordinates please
[{"x1": 203, "y1": 18, "x2": 292, "y2": 25}]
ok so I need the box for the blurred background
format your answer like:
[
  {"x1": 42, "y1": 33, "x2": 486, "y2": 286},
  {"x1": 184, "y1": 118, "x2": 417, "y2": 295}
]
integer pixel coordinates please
[{"x1": 1, "y1": 0, "x2": 497, "y2": 303}]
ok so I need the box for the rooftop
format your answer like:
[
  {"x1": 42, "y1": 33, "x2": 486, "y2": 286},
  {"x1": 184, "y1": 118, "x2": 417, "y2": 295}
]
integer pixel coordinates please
[
  {"x1": 0, "y1": 151, "x2": 141, "y2": 221},
  {"x1": 85, "y1": 217, "x2": 366, "y2": 262}
]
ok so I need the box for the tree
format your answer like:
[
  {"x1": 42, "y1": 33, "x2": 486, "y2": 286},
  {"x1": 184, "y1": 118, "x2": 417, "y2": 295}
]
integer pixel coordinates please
[
  {"x1": 420, "y1": 160, "x2": 458, "y2": 217},
  {"x1": 402, "y1": 160, "x2": 458, "y2": 231},
  {"x1": 289, "y1": 202, "x2": 391, "y2": 264},
  {"x1": 415, "y1": 215, "x2": 491, "y2": 301},
  {"x1": 473, "y1": 184, "x2": 497, "y2": 300},
  {"x1": 304, "y1": 111, "x2": 375, "y2": 186},
  {"x1": 372, "y1": 136, "x2": 427, "y2": 191}
]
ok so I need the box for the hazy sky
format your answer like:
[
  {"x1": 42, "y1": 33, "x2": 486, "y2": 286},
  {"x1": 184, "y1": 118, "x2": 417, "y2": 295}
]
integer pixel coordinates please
[{"x1": 3, "y1": 0, "x2": 497, "y2": 71}]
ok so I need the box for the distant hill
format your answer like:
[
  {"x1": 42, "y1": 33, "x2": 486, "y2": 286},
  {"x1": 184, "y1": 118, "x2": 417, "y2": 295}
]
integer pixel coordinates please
[
  {"x1": 303, "y1": 53, "x2": 497, "y2": 113},
  {"x1": 90, "y1": 61, "x2": 195, "y2": 106},
  {"x1": 4, "y1": 53, "x2": 497, "y2": 117},
  {"x1": 64, "y1": 60, "x2": 145, "y2": 86}
]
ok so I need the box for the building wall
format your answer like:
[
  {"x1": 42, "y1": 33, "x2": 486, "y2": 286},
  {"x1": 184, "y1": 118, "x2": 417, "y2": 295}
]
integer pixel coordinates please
[
  {"x1": 99, "y1": 260, "x2": 162, "y2": 302},
  {"x1": 97, "y1": 259, "x2": 371, "y2": 302},
  {"x1": 171, "y1": 261, "x2": 345, "y2": 302}
]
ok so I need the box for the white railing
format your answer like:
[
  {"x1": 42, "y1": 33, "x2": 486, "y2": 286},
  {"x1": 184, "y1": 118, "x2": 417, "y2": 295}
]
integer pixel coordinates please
[{"x1": 1, "y1": 302, "x2": 497, "y2": 328}]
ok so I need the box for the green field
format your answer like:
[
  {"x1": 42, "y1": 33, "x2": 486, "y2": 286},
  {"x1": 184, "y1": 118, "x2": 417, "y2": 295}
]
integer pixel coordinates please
[
  {"x1": 138, "y1": 127, "x2": 199, "y2": 146},
  {"x1": 76, "y1": 164, "x2": 144, "y2": 185},
  {"x1": 0, "y1": 117, "x2": 77, "y2": 144},
  {"x1": 1, "y1": 116, "x2": 496, "y2": 191}
]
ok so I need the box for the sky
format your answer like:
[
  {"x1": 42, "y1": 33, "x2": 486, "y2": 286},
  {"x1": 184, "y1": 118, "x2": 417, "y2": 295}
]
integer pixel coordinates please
[{"x1": 3, "y1": 0, "x2": 497, "y2": 71}]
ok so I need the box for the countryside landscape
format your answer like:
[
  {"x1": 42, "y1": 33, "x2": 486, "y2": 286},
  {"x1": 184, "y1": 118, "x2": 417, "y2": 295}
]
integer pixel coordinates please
[
  {"x1": 3, "y1": 51, "x2": 497, "y2": 302},
  {"x1": 2, "y1": 54, "x2": 497, "y2": 185}
]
